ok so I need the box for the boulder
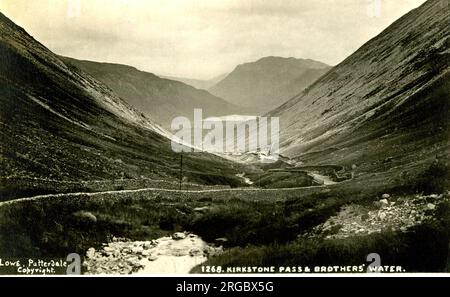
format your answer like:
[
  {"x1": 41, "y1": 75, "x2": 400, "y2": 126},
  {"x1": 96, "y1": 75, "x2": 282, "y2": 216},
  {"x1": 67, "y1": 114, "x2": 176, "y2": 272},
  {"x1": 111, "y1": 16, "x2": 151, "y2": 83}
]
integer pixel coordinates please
[
  {"x1": 379, "y1": 199, "x2": 389, "y2": 207},
  {"x1": 381, "y1": 193, "x2": 390, "y2": 199},
  {"x1": 143, "y1": 242, "x2": 153, "y2": 250},
  {"x1": 189, "y1": 248, "x2": 202, "y2": 257},
  {"x1": 426, "y1": 203, "x2": 436, "y2": 210},
  {"x1": 72, "y1": 210, "x2": 97, "y2": 223},
  {"x1": 86, "y1": 247, "x2": 96, "y2": 259},
  {"x1": 121, "y1": 247, "x2": 132, "y2": 254},
  {"x1": 103, "y1": 246, "x2": 115, "y2": 254},
  {"x1": 131, "y1": 246, "x2": 143, "y2": 254},
  {"x1": 126, "y1": 257, "x2": 139, "y2": 264},
  {"x1": 172, "y1": 232, "x2": 187, "y2": 240}
]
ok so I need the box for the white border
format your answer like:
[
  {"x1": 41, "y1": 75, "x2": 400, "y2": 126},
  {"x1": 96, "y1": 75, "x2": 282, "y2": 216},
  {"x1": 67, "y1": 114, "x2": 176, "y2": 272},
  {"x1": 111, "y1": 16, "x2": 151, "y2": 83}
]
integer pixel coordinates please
[{"x1": 1, "y1": 273, "x2": 449, "y2": 277}]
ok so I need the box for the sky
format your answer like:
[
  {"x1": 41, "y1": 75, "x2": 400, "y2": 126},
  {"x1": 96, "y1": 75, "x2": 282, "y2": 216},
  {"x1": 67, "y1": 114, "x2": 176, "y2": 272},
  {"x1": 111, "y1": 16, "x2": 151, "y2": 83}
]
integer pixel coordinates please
[{"x1": 0, "y1": 0, "x2": 427, "y2": 79}]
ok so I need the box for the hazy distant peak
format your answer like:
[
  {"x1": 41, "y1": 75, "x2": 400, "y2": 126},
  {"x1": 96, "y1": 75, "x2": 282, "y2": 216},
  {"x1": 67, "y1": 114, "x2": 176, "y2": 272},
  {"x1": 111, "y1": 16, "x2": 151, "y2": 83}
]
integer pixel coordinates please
[
  {"x1": 160, "y1": 72, "x2": 229, "y2": 90},
  {"x1": 209, "y1": 56, "x2": 331, "y2": 114},
  {"x1": 239, "y1": 56, "x2": 329, "y2": 69}
]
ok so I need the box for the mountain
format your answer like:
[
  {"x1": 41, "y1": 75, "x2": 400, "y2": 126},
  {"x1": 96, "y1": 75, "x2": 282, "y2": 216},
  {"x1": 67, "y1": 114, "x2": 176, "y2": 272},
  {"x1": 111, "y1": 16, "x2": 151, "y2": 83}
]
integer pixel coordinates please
[
  {"x1": 269, "y1": 0, "x2": 449, "y2": 174},
  {"x1": 0, "y1": 12, "x2": 243, "y2": 199},
  {"x1": 60, "y1": 57, "x2": 240, "y2": 128},
  {"x1": 160, "y1": 73, "x2": 228, "y2": 90},
  {"x1": 209, "y1": 56, "x2": 331, "y2": 114}
]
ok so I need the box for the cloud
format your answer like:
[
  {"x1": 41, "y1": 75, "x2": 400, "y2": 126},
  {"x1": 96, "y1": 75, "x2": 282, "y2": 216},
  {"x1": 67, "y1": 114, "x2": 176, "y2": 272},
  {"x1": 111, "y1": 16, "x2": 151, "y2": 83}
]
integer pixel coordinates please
[{"x1": 0, "y1": 0, "x2": 427, "y2": 79}]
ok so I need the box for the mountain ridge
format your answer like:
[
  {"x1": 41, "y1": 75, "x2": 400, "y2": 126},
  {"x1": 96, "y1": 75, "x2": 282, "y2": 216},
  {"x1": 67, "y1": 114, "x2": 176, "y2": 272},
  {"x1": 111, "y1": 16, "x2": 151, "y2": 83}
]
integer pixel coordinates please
[
  {"x1": 268, "y1": 0, "x2": 449, "y2": 173},
  {"x1": 61, "y1": 56, "x2": 242, "y2": 128},
  {"x1": 0, "y1": 11, "x2": 243, "y2": 196},
  {"x1": 160, "y1": 73, "x2": 228, "y2": 90},
  {"x1": 209, "y1": 56, "x2": 331, "y2": 114}
]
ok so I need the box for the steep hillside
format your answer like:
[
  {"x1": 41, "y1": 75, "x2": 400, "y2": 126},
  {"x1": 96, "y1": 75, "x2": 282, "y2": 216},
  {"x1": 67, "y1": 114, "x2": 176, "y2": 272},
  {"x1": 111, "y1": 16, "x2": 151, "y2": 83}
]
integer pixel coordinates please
[
  {"x1": 269, "y1": 0, "x2": 449, "y2": 175},
  {"x1": 0, "y1": 12, "x2": 243, "y2": 200},
  {"x1": 61, "y1": 57, "x2": 240, "y2": 128},
  {"x1": 209, "y1": 56, "x2": 330, "y2": 114}
]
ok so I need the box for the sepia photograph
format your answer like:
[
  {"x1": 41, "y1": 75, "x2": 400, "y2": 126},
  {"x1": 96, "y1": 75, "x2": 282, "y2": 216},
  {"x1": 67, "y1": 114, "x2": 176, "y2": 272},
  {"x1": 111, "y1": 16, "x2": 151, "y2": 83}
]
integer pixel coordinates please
[{"x1": 0, "y1": 0, "x2": 449, "y2": 281}]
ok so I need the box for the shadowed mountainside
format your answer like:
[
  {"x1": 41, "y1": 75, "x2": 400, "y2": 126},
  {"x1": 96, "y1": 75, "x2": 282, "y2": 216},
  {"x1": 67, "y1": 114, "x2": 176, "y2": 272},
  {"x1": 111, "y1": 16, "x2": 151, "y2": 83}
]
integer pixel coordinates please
[
  {"x1": 268, "y1": 0, "x2": 449, "y2": 175},
  {"x1": 0, "y1": 2, "x2": 449, "y2": 273},
  {"x1": 0, "y1": 12, "x2": 244, "y2": 199},
  {"x1": 60, "y1": 57, "x2": 241, "y2": 128}
]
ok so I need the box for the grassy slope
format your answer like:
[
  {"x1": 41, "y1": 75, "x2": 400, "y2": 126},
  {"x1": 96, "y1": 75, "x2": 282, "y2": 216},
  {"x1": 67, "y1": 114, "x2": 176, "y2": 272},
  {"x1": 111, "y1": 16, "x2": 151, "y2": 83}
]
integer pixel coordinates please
[
  {"x1": 1, "y1": 167, "x2": 449, "y2": 272},
  {"x1": 60, "y1": 57, "x2": 241, "y2": 128},
  {"x1": 1, "y1": 1, "x2": 450, "y2": 273},
  {"x1": 270, "y1": 0, "x2": 449, "y2": 173},
  {"x1": 0, "y1": 12, "x2": 245, "y2": 200},
  {"x1": 198, "y1": 0, "x2": 450, "y2": 271}
]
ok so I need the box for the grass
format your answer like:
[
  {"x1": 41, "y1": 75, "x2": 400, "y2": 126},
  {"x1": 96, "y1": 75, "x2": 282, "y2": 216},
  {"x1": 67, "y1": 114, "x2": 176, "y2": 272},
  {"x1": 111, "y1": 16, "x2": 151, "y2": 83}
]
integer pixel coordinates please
[
  {"x1": 194, "y1": 202, "x2": 450, "y2": 273},
  {"x1": 1, "y1": 148, "x2": 448, "y2": 274},
  {"x1": 1, "y1": 161, "x2": 448, "y2": 271},
  {"x1": 0, "y1": 176, "x2": 233, "y2": 202},
  {"x1": 413, "y1": 161, "x2": 450, "y2": 194},
  {"x1": 1, "y1": 6, "x2": 449, "y2": 274},
  {"x1": 246, "y1": 171, "x2": 314, "y2": 188}
]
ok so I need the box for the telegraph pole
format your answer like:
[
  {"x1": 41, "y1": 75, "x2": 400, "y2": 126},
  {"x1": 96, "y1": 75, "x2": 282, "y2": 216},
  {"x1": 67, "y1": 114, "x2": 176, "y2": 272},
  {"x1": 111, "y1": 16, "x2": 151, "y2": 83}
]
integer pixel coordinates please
[{"x1": 179, "y1": 152, "x2": 183, "y2": 191}]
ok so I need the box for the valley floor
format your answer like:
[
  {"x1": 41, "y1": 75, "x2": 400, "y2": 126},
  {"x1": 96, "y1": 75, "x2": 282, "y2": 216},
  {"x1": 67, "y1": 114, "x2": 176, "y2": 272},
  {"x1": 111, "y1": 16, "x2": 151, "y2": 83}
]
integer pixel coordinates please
[
  {"x1": 1, "y1": 145, "x2": 449, "y2": 274},
  {"x1": 1, "y1": 158, "x2": 449, "y2": 274}
]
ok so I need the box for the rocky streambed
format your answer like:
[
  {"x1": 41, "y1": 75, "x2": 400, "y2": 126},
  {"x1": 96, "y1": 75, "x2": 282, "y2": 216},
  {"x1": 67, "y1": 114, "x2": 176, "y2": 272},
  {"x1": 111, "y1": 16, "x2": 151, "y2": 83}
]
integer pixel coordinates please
[
  {"x1": 306, "y1": 192, "x2": 450, "y2": 240},
  {"x1": 83, "y1": 232, "x2": 222, "y2": 275}
]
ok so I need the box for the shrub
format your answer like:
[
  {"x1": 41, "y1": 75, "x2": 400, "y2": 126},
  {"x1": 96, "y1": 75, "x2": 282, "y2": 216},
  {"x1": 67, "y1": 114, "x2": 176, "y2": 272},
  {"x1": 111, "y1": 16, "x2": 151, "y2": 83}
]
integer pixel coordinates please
[{"x1": 415, "y1": 161, "x2": 450, "y2": 194}]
